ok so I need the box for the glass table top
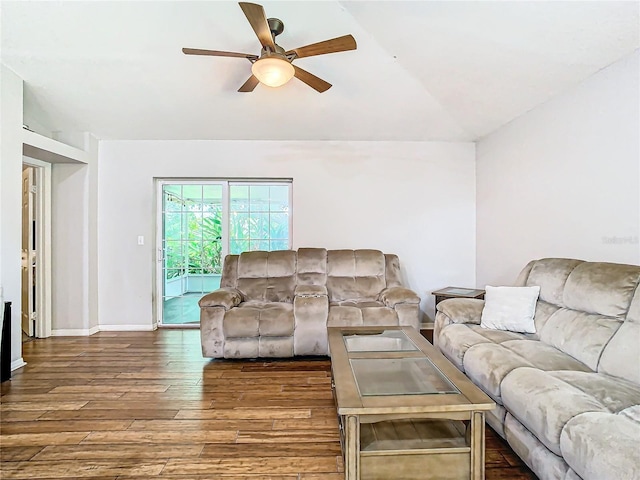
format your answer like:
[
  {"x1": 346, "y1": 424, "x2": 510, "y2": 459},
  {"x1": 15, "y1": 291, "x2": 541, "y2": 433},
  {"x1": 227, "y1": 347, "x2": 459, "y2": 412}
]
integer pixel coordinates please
[
  {"x1": 343, "y1": 330, "x2": 418, "y2": 353},
  {"x1": 350, "y1": 357, "x2": 460, "y2": 396}
]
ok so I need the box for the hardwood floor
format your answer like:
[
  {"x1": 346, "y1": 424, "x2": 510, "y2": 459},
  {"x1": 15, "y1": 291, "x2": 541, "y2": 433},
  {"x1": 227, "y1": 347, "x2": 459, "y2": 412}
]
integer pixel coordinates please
[{"x1": 1, "y1": 330, "x2": 537, "y2": 479}]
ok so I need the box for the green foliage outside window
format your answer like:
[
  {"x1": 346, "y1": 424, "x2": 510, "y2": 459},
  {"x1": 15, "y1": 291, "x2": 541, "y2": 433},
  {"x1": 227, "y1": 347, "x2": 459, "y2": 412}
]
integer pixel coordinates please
[{"x1": 164, "y1": 184, "x2": 289, "y2": 280}]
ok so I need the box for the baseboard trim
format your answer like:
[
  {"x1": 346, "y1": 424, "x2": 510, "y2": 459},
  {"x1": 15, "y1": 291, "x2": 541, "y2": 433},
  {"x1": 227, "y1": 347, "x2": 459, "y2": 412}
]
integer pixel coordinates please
[
  {"x1": 11, "y1": 358, "x2": 26, "y2": 371},
  {"x1": 98, "y1": 324, "x2": 157, "y2": 332},
  {"x1": 50, "y1": 324, "x2": 157, "y2": 336},
  {"x1": 51, "y1": 326, "x2": 100, "y2": 336}
]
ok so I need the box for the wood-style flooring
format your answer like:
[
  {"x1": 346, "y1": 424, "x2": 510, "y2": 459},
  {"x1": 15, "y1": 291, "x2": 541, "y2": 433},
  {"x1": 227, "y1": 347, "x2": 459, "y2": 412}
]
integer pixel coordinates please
[{"x1": 1, "y1": 330, "x2": 537, "y2": 479}]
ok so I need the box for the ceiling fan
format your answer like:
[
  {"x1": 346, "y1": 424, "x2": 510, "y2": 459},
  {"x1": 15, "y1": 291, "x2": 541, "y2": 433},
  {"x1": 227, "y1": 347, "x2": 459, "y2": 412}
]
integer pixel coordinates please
[{"x1": 182, "y1": 2, "x2": 357, "y2": 93}]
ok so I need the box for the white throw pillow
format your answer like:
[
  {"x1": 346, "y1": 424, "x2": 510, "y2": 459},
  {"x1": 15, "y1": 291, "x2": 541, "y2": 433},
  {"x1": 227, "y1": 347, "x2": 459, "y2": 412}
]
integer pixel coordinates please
[{"x1": 480, "y1": 285, "x2": 541, "y2": 333}]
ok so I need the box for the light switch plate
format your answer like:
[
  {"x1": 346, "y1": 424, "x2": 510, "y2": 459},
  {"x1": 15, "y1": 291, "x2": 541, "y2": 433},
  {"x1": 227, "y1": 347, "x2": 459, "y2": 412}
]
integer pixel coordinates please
[{"x1": 137, "y1": 236, "x2": 144, "y2": 245}]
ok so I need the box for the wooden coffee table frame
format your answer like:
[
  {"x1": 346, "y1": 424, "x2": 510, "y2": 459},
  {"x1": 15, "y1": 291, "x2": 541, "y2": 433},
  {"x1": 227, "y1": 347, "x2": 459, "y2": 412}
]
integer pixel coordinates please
[{"x1": 328, "y1": 326, "x2": 495, "y2": 480}]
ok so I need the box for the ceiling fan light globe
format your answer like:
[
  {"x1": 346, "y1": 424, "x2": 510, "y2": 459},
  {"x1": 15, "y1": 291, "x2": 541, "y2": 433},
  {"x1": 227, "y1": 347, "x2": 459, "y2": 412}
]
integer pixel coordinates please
[{"x1": 251, "y1": 57, "x2": 295, "y2": 87}]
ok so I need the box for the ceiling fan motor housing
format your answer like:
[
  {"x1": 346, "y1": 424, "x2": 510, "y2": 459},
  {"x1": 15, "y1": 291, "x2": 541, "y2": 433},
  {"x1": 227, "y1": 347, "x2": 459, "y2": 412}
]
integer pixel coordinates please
[{"x1": 267, "y1": 18, "x2": 285, "y2": 37}]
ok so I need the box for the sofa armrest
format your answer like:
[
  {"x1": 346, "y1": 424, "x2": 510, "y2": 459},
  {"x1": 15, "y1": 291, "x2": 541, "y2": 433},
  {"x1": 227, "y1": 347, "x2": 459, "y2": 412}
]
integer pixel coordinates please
[
  {"x1": 198, "y1": 288, "x2": 243, "y2": 310},
  {"x1": 379, "y1": 287, "x2": 420, "y2": 308},
  {"x1": 295, "y1": 285, "x2": 328, "y2": 298},
  {"x1": 436, "y1": 298, "x2": 484, "y2": 324}
]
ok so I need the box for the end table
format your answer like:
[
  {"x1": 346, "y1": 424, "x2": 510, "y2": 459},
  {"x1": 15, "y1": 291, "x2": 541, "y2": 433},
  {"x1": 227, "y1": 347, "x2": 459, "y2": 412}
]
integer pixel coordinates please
[{"x1": 432, "y1": 286, "x2": 486, "y2": 306}]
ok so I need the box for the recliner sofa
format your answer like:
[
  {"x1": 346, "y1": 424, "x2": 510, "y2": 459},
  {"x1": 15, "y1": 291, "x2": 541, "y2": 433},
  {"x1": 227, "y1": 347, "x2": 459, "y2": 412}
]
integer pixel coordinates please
[
  {"x1": 199, "y1": 248, "x2": 420, "y2": 358},
  {"x1": 435, "y1": 258, "x2": 640, "y2": 480}
]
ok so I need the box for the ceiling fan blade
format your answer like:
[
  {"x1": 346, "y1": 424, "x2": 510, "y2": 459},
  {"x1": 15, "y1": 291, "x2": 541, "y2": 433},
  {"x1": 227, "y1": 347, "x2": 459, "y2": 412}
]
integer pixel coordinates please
[
  {"x1": 239, "y1": 2, "x2": 276, "y2": 50},
  {"x1": 286, "y1": 34, "x2": 357, "y2": 59},
  {"x1": 182, "y1": 48, "x2": 257, "y2": 60},
  {"x1": 238, "y1": 75, "x2": 260, "y2": 92},
  {"x1": 293, "y1": 65, "x2": 331, "y2": 93}
]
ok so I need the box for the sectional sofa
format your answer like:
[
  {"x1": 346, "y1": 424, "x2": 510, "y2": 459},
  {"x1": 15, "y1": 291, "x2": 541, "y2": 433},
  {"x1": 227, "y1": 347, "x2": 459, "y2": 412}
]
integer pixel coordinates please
[{"x1": 435, "y1": 258, "x2": 640, "y2": 480}]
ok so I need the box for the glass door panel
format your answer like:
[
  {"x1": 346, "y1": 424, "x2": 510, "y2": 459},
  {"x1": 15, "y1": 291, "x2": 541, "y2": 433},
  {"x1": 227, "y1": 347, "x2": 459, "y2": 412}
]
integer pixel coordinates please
[
  {"x1": 161, "y1": 183, "x2": 223, "y2": 325},
  {"x1": 229, "y1": 183, "x2": 291, "y2": 253}
]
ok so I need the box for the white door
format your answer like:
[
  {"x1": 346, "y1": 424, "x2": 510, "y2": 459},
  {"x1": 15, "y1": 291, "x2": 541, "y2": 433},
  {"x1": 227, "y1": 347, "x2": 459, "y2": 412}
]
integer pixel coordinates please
[{"x1": 21, "y1": 167, "x2": 35, "y2": 337}]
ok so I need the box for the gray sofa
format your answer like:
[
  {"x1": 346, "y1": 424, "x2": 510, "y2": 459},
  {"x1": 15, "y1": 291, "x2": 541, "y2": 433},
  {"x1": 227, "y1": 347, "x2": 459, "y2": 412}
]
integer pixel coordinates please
[
  {"x1": 199, "y1": 248, "x2": 420, "y2": 358},
  {"x1": 435, "y1": 258, "x2": 640, "y2": 480}
]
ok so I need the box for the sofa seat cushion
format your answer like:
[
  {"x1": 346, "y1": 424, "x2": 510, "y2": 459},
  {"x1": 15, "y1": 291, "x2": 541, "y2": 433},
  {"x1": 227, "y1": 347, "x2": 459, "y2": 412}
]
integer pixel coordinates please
[
  {"x1": 327, "y1": 302, "x2": 397, "y2": 327},
  {"x1": 549, "y1": 371, "x2": 640, "y2": 413},
  {"x1": 498, "y1": 340, "x2": 592, "y2": 373},
  {"x1": 501, "y1": 368, "x2": 610, "y2": 456},
  {"x1": 459, "y1": 337, "x2": 593, "y2": 405},
  {"x1": 463, "y1": 343, "x2": 536, "y2": 404},
  {"x1": 560, "y1": 411, "x2": 640, "y2": 480},
  {"x1": 223, "y1": 302, "x2": 294, "y2": 338},
  {"x1": 438, "y1": 324, "x2": 526, "y2": 372}
]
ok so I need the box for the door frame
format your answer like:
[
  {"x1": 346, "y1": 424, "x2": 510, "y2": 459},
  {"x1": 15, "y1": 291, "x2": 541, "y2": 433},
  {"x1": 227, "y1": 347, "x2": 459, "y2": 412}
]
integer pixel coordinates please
[{"x1": 22, "y1": 158, "x2": 52, "y2": 338}]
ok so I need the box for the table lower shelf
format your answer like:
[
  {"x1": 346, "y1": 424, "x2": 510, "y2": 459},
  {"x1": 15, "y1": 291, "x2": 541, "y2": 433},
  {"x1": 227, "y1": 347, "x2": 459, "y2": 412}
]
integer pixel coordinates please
[
  {"x1": 339, "y1": 416, "x2": 474, "y2": 480},
  {"x1": 361, "y1": 418, "x2": 468, "y2": 452}
]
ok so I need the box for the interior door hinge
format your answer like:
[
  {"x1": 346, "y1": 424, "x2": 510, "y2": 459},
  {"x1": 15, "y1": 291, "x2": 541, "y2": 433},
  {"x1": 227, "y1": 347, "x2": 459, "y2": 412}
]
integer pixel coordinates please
[{"x1": 30, "y1": 186, "x2": 37, "y2": 194}]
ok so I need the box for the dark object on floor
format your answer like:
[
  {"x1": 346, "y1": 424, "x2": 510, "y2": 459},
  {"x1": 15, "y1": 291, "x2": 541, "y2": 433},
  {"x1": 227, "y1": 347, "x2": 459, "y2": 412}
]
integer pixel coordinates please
[{"x1": 1, "y1": 301, "x2": 12, "y2": 382}]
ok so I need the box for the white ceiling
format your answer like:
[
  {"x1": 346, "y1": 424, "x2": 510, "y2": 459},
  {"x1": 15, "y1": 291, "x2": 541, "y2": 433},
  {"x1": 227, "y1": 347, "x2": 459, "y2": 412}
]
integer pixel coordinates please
[{"x1": 2, "y1": 1, "x2": 638, "y2": 142}]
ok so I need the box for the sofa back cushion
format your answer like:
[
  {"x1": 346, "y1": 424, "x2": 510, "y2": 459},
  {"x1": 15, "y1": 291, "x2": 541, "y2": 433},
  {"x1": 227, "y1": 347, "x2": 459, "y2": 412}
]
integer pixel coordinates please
[
  {"x1": 297, "y1": 248, "x2": 327, "y2": 286},
  {"x1": 598, "y1": 284, "x2": 640, "y2": 384},
  {"x1": 220, "y1": 254, "x2": 239, "y2": 288},
  {"x1": 236, "y1": 250, "x2": 296, "y2": 302},
  {"x1": 326, "y1": 249, "x2": 386, "y2": 302},
  {"x1": 384, "y1": 254, "x2": 403, "y2": 288},
  {"x1": 524, "y1": 258, "x2": 583, "y2": 306},
  {"x1": 562, "y1": 262, "x2": 640, "y2": 319},
  {"x1": 519, "y1": 259, "x2": 640, "y2": 374}
]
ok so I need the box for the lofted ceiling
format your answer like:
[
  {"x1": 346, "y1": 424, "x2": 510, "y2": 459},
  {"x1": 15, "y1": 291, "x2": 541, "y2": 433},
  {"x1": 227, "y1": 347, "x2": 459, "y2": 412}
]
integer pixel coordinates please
[{"x1": 1, "y1": 1, "x2": 638, "y2": 142}]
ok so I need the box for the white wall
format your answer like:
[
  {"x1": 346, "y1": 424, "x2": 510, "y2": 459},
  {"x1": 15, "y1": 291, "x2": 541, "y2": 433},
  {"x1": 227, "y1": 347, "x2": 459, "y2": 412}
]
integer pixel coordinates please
[
  {"x1": 476, "y1": 50, "x2": 640, "y2": 286},
  {"x1": 98, "y1": 140, "x2": 476, "y2": 327},
  {"x1": 51, "y1": 164, "x2": 91, "y2": 333},
  {"x1": 0, "y1": 65, "x2": 26, "y2": 369}
]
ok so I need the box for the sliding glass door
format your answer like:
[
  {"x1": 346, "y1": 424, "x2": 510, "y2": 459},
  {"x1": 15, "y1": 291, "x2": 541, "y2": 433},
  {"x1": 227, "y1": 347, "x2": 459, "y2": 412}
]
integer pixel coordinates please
[{"x1": 157, "y1": 180, "x2": 291, "y2": 326}]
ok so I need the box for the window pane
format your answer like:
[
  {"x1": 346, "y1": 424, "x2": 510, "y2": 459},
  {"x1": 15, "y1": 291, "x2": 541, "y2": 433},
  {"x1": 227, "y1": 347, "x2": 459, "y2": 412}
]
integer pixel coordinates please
[
  {"x1": 201, "y1": 238, "x2": 222, "y2": 274},
  {"x1": 188, "y1": 242, "x2": 203, "y2": 274},
  {"x1": 230, "y1": 239, "x2": 249, "y2": 254},
  {"x1": 250, "y1": 185, "x2": 270, "y2": 212},
  {"x1": 164, "y1": 212, "x2": 182, "y2": 240},
  {"x1": 231, "y1": 212, "x2": 250, "y2": 239},
  {"x1": 165, "y1": 241, "x2": 184, "y2": 270},
  {"x1": 203, "y1": 185, "x2": 222, "y2": 205},
  {"x1": 186, "y1": 212, "x2": 202, "y2": 240},
  {"x1": 202, "y1": 213, "x2": 222, "y2": 241},
  {"x1": 230, "y1": 185, "x2": 249, "y2": 212},
  {"x1": 270, "y1": 240, "x2": 289, "y2": 251},
  {"x1": 164, "y1": 185, "x2": 182, "y2": 212},
  {"x1": 165, "y1": 269, "x2": 182, "y2": 280},
  {"x1": 182, "y1": 185, "x2": 202, "y2": 201},
  {"x1": 249, "y1": 213, "x2": 269, "y2": 240},
  {"x1": 251, "y1": 240, "x2": 270, "y2": 251},
  {"x1": 270, "y1": 186, "x2": 289, "y2": 212},
  {"x1": 269, "y1": 213, "x2": 289, "y2": 239}
]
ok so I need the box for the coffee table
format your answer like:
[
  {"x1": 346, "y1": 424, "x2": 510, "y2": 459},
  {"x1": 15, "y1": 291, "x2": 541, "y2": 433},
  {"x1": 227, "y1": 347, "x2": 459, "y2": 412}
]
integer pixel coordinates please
[{"x1": 328, "y1": 326, "x2": 495, "y2": 480}]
